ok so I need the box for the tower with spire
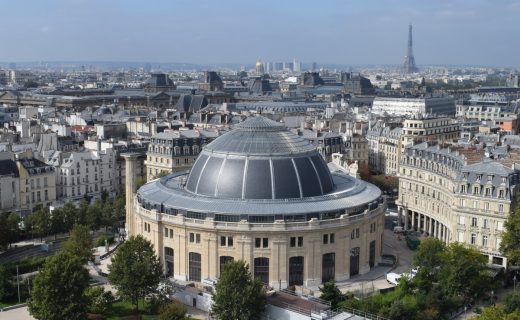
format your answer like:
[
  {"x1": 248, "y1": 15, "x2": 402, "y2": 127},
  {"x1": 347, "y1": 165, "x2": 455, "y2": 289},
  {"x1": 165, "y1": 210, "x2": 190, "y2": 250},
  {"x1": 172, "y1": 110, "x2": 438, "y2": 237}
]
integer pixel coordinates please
[{"x1": 402, "y1": 24, "x2": 419, "y2": 73}]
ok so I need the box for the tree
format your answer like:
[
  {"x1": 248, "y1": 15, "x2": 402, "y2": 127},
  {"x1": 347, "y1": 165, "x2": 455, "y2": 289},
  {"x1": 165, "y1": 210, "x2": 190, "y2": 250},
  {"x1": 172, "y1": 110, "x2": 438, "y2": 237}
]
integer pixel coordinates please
[
  {"x1": 319, "y1": 282, "x2": 344, "y2": 310},
  {"x1": 412, "y1": 238, "x2": 446, "y2": 290},
  {"x1": 438, "y1": 243, "x2": 491, "y2": 302},
  {"x1": 504, "y1": 291, "x2": 520, "y2": 314},
  {"x1": 0, "y1": 212, "x2": 20, "y2": 249},
  {"x1": 85, "y1": 286, "x2": 114, "y2": 314},
  {"x1": 159, "y1": 301, "x2": 187, "y2": 320},
  {"x1": 28, "y1": 207, "x2": 51, "y2": 240},
  {"x1": 501, "y1": 194, "x2": 520, "y2": 265},
  {"x1": 108, "y1": 235, "x2": 162, "y2": 313},
  {"x1": 0, "y1": 265, "x2": 12, "y2": 301},
  {"x1": 211, "y1": 260, "x2": 266, "y2": 320},
  {"x1": 63, "y1": 224, "x2": 94, "y2": 263},
  {"x1": 28, "y1": 252, "x2": 90, "y2": 320},
  {"x1": 23, "y1": 80, "x2": 39, "y2": 88}
]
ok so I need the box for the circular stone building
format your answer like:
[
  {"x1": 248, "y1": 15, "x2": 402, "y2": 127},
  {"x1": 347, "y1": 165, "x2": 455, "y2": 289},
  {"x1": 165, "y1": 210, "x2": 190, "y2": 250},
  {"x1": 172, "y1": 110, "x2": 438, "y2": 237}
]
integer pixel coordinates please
[{"x1": 125, "y1": 117, "x2": 385, "y2": 289}]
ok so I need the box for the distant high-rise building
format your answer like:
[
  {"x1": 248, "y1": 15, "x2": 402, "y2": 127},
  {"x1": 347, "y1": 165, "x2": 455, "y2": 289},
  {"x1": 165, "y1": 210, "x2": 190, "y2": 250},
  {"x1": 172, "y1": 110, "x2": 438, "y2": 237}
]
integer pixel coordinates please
[
  {"x1": 274, "y1": 62, "x2": 283, "y2": 71},
  {"x1": 255, "y1": 58, "x2": 265, "y2": 74},
  {"x1": 284, "y1": 62, "x2": 294, "y2": 71},
  {"x1": 311, "y1": 62, "x2": 317, "y2": 72},
  {"x1": 402, "y1": 24, "x2": 419, "y2": 74},
  {"x1": 144, "y1": 63, "x2": 152, "y2": 73},
  {"x1": 293, "y1": 58, "x2": 301, "y2": 73}
]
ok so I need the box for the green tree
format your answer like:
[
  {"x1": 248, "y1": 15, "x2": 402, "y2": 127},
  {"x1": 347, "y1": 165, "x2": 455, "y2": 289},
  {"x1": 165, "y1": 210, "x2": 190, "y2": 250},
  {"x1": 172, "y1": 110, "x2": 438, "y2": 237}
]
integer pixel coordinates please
[
  {"x1": 0, "y1": 265, "x2": 12, "y2": 301},
  {"x1": 319, "y1": 282, "x2": 344, "y2": 310},
  {"x1": 86, "y1": 199, "x2": 103, "y2": 230},
  {"x1": 28, "y1": 252, "x2": 90, "y2": 320},
  {"x1": 504, "y1": 291, "x2": 520, "y2": 313},
  {"x1": 28, "y1": 207, "x2": 51, "y2": 240},
  {"x1": 472, "y1": 305, "x2": 520, "y2": 320},
  {"x1": 412, "y1": 238, "x2": 446, "y2": 290},
  {"x1": 85, "y1": 286, "x2": 114, "y2": 314},
  {"x1": 63, "y1": 224, "x2": 94, "y2": 263},
  {"x1": 23, "y1": 80, "x2": 39, "y2": 88},
  {"x1": 108, "y1": 235, "x2": 162, "y2": 313},
  {"x1": 501, "y1": 194, "x2": 520, "y2": 265},
  {"x1": 211, "y1": 260, "x2": 266, "y2": 320},
  {"x1": 159, "y1": 301, "x2": 187, "y2": 320},
  {"x1": 0, "y1": 212, "x2": 20, "y2": 249},
  {"x1": 438, "y1": 243, "x2": 491, "y2": 302}
]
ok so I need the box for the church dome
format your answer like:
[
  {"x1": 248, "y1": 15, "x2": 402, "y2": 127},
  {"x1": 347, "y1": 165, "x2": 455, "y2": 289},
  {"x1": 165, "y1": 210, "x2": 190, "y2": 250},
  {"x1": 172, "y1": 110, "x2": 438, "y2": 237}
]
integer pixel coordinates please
[{"x1": 184, "y1": 116, "x2": 334, "y2": 200}]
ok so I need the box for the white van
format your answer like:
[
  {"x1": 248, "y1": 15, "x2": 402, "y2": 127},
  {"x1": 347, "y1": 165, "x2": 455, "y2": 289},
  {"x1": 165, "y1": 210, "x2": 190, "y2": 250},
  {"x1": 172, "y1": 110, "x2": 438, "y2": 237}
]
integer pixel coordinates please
[
  {"x1": 386, "y1": 272, "x2": 401, "y2": 285},
  {"x1": 393, "y1": 226, "x2": 405, "y2": 233}
]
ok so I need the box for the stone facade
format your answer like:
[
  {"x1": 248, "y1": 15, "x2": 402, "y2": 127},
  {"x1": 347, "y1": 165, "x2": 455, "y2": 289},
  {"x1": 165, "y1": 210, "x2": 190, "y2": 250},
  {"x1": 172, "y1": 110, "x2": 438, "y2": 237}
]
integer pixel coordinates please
[
  {"x1": 397, "y1": 142, "x2": 520, "y2": 268},
  {"x1": 145, "y1": 129, "x2": 219, "y2": 181}
]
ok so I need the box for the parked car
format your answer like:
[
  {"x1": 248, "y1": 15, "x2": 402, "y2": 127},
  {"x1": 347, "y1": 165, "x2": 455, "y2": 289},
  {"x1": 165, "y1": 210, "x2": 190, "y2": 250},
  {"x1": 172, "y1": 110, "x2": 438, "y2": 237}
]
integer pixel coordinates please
[
  {"x1": 386, "y1": 272, "x2": 414, "y2": 285},
  {"x1": 393, "y1": 226, "x2": 405, "y2": 233}
]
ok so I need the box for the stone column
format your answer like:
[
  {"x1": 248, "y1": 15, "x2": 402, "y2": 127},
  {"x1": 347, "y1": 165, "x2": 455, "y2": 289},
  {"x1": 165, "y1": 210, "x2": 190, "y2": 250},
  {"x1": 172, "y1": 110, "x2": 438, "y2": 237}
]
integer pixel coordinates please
[
  {"x1": 404, "y1": 209, "x2": 409, "y2": 230},
  {"x1": 122, "y1": 153, "x2": 142, "y2": 237},
  {"x1": 429, "y1": 217, "x2": 434, "y2": 236},
  {"x1": 398, "y1": 206, "x2": 403, "y2": 227},
  {"x1": 411, "y1": 211, "x2": 416, "y2": 230}
]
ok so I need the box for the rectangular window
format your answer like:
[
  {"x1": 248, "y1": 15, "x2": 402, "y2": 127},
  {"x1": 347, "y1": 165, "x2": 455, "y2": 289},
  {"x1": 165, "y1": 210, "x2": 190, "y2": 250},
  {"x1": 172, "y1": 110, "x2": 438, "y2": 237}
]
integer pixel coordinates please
[
  {"x1": 290, "y1": 237, "x2": 296, "y2": 247},
  {"x1": 164, "y1": 227, "x2": 168, "y2": 237},
  {"x1": 255, "y1": 238, "x2": 261, "y2": 248},
  {"x1": 262, "y1": 238, "x2": 268, "y2": 248},
  {"x1": 196, "y1": 234, "x2": 201, "y2": 244},
  {"x1": 482, "y1": 235, "x2": 488, "y2": 248},
  {"x1": 483, "y1": 219, "x2": 489, "y2": 229},
  {"x1": 228, "y1": 237, "x2": 233, "y2": 247},
  {"x1": 484, "y1": 202, "x2": 490, "y2": 211},
  {"x1": 189, "y1": 233, "x2": 195, "y2": 243},
  {"x1": 471, "y1": 233, "x2": 476, "y2": 245},
  {"x1": 170, "y1": 229, "x2": 173, "y2": 238},
  {"x1": 220, "y1": 236, "x2": 226, "y2": 246},
  {"x1": 323, "y1": 234, "x2": 328, "y2": 244},
  {"x1": 297, "y1": 236, "x2": 303, "y2": 247},
  {"x1": 330, "y1": 233, "x2": 335, "y2": 244},
  {"x1": 499, "y1": 204, "x2": 504, "y2": 213},
  {"x1": 471, "y1": 217, "x2": 478, "y2": 227}
]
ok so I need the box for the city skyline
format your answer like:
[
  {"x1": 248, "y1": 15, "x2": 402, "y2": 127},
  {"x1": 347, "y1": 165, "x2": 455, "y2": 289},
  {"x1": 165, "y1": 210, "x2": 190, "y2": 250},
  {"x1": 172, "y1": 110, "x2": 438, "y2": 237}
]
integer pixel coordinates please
[{"x1": 0, "y1": 0, "x2": 519, "y2": 68}]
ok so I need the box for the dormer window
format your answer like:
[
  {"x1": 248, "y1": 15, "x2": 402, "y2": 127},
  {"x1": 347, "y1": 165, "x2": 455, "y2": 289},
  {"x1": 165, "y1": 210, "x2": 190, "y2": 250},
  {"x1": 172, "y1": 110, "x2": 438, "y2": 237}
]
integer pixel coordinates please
[
  {"x1": 502, "y1": 177, "x2": 507, "y2": 183},
  {"x1": 473, "y1": 186, "x2": 479, "y2": 195},
  {"x1": 477, "y1": 174, "x2": 482, "y2": 181},
  {"x1": 461, "y1": 185, "x2": 466, "y2": 193},
  {"x1": 488, "y1": 175, "x2": 493, "y2": 182}
]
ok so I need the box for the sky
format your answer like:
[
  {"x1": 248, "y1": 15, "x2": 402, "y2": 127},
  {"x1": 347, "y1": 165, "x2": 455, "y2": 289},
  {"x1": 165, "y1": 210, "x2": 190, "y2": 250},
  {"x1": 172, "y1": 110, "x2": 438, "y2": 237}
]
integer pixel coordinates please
[{"x1": 0, "y1": 0, "x2": 519, "y2": 67}]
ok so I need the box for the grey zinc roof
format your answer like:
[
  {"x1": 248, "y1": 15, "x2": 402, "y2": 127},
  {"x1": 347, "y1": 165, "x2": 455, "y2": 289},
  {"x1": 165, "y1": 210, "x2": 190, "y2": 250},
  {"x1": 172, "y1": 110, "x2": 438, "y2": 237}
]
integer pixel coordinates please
[
  {"x1": 463, "y1": 160, "x2": 514, "y2": 176},
  {"x1": 137, "y1": 171, "x2": 381, "y2": 216}
]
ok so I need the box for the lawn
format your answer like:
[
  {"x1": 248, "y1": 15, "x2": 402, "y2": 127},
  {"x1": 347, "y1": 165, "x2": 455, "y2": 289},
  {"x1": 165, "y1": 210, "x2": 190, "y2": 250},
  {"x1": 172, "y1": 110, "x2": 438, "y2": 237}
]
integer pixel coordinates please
[{"x1": 103, "y1": 299, "x2": 159, "y2": 320}]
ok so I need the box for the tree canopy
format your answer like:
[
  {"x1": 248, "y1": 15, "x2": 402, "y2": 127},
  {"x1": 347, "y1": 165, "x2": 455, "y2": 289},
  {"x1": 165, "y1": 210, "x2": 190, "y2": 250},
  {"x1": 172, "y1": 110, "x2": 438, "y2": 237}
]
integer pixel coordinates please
[
  {"x1": 108, "y1": 235, "x2": 162, "y2": 313},
  {"x1": 63, "y1": 224, "x2": 94, "y2": 263},
  {"x1": 211, "y1": 260, "x2": 266, "y2": 320},
  {"x1": 319, "y1": 282, "x2": 344, "y2": 310},
  {"x1": 28, "y1": 252, "x2": 90, "y2": 320}
]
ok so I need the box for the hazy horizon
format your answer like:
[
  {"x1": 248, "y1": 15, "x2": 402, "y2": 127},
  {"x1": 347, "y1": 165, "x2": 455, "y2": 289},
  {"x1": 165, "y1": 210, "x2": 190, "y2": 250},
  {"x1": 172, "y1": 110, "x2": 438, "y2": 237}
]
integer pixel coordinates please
[{"x1": 1, "y1": 0, "x2": 519, "y2": 68}]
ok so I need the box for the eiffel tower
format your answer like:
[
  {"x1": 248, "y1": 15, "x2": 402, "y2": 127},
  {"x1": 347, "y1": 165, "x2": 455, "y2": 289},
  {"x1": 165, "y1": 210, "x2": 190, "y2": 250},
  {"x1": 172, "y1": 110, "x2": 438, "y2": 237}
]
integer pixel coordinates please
[{"x1": 402, "y1": 24, "x2": 419, "y2": 73}]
